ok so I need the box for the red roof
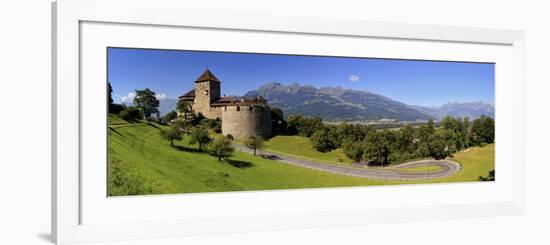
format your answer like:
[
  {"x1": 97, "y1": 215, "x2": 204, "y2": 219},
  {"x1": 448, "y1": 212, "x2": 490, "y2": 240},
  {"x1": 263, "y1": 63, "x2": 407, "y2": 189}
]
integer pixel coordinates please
[
  {"x1": 178, "y1": 89, "x2": 195, "y2": 100},
  {"x1": 195, "y1": 69, "x2": 220, "y2": 83}
]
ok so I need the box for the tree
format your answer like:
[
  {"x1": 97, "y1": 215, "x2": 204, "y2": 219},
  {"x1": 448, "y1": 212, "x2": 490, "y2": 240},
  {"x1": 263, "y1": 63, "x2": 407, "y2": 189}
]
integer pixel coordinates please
[
  {"x1": 286, "y1": 115, "x2": 324, "y2": 137},
  {"x1": 107, "y1": 82, "x2": 114, "y2": 107},
  {"x1": 396, "y1": 124, "x2": 417, "y2": 154},
  {"x1": 244, "y1": 135, "x2": 265, "y2": 156},
  {"x1": 107, "y1": 82, "x2": 125, "y2": 114},
  {"x1": 310, "y1": 127, "x2": 337, "y2": 152},
  {"x1": 176, "y1": 99, "x2": 192, "y2": 120},
  {"x1": 471, "y1": 115, "x2": 495, "y2": 145},
  {"x1": 210, "y1": 136, "x2": 235, "y2": 161},
  {"x1": 133, "y1": 88, "x2": 160, "y2": 121},
  {"x1": 462, "y1": 117, "x2": 472, "y2": 147},
  {"x1": 118, "y1": 106, "x2": 143, "y2": 121},
  {"x1": 428, "y1": 132, "x2": 448, "y2": 160},
  {"x1": 270, "y1": 107, "x2": 287, "y2": 134},
  {"x1": 163, "y1": 111, "x2": 178, "y2": 122},
  {"x1": 342, "y1": 139, "x2": 364, "y2": 162},
  {"x1": 160, "y1": 126, "x2": 183, "y2": 146},
  {"x1": 172, "y1": 119, "x2": 193, "y2": 134},
  {"x1": 189, "y1": 127, "x2": 212, "y2": 151},
  {"x1": 417, "y1": 119, "x2": 435, "y2": 144},
  {"x1": 363, "y1": 130, "x2": 393, "y2": 165}
]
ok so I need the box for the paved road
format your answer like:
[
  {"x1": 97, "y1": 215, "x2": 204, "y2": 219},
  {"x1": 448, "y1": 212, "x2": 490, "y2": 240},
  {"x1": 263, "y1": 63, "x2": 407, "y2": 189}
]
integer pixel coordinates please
[{"x1": 233, "y1": 144, "x2": 460, "y2": 181}]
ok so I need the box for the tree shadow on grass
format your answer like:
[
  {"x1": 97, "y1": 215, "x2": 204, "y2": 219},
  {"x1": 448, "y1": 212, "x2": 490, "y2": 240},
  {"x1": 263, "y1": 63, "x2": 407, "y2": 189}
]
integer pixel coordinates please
[
  {"x1": 171, "y1": 144, "x2": 204, "y2": 154},
  {"x1": 226, "y1": 159, "x2": 254, "y2": 168},
  {"x1": 145, "y1": 122, "x2": 160, "y2": 129},
  {"x1": 108, "y1": 127, "x2": 126, "y2": 138}
]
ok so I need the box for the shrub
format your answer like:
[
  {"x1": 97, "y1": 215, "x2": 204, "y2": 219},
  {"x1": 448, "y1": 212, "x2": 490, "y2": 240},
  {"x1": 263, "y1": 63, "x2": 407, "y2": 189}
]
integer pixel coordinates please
[{"x1": 119, "y1": 106, "x2": 143, "y2": 121}]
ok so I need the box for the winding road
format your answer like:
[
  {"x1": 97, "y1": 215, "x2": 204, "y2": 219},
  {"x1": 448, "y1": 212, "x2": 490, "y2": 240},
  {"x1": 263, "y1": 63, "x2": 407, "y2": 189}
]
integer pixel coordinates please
[{"x1": 233, "y1": 144, "x2": 461, "y2": 181}]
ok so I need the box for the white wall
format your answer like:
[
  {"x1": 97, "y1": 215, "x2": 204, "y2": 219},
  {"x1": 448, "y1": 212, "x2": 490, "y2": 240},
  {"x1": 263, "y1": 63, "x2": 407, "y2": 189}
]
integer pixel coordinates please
[{"x1": 0, "y1": 0, "x2": 548, "y2": 244}]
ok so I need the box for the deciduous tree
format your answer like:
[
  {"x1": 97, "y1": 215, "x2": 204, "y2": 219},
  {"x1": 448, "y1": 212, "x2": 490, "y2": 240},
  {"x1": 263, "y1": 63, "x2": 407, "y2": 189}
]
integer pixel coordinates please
[
  {"x1": 133, "y1": 88, "x2": 160, "y2": 121},
  {"x1": 210, "y1": 136, "x2": 235, "y2": 161},
  {"x1": 160, "y1": 126, "x2": 183, "y2": 146},
  {"x1": 244, "y1": 135, "x2": 265, "y2": 156},
  {"x1": 189, "y1": 127, "x2": 212, "y2": 151}
]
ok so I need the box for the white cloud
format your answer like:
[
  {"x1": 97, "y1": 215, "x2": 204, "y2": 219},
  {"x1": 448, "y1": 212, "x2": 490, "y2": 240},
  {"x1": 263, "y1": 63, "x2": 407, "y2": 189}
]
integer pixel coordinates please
[
  {"x1": 348, "y1": 74, "x2": 360, "y2": 82},
  {"x1": 120, "y1": 92, "x2": 136, "y2": 104},
  {"x1": 155, "y1": 93, "x2": 167, "y2": 100}
]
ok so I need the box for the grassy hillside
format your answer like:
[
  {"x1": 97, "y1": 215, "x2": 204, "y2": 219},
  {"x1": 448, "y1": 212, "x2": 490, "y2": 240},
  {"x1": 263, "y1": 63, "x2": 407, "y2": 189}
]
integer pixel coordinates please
[
  {"x1": 108, "y1": 115, "x2": 410, "y2": 196},
  {"x1": 107, "y1": 114, "x2": 495, "y2": 196},
  {"x1": 438, "y1": 144, "x2": 495, "y2": 182}
]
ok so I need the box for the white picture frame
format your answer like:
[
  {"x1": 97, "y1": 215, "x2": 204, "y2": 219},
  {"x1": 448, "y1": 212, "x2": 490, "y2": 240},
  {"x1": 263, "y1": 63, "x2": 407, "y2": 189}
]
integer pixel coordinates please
[{"x1": 52, "y1": 0, "x2": 525, "y2": 244}]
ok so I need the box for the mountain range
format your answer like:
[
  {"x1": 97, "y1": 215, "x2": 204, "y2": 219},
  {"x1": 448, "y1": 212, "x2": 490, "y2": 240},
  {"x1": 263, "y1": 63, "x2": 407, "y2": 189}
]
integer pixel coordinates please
[
  {"x1": 157, "y1": 82, "x2": 494, "y2": 122},
  {"x1": 244, "y1": 83, "x2": 494, "y2": 122}
]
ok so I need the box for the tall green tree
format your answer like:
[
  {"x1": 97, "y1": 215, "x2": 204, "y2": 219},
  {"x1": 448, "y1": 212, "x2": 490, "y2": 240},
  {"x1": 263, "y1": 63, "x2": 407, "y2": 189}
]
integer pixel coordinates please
[
  {"x1": 210, "y1": 136, "x2": 235, "y2": 161},
  {"x1": 342, "y1": 139, "x2": 364, "y2": 162},
  {"x1": 428, "y1": 131, "x2": 448, "y2": 160},
  {"x1": 462, "y1": 117, "x2": 472, "y2": 147},
  {"x1": 107, "y1": 82, "x2": 114, "y2": 106},
  {"x1": 163, "y1": 111, "x2": 178, "y2": 122},
  {"x1": 270, "y1": 107, "x2": 287, "y2": 134},
  {"x1": 417, "y1": 119, "x2": 435, "y2": 144},
  {"x1": 286, "y1": 115, "x2": 323, "y2": 137},
  {"x1": 363, "y1": 130, "x2": 393, "y2": 165},
  {"x1": 133, "y1": 88, "x2": 160, "y2": 121},
  {"x1": 189, "y1": 127, "x2": 212, "y2": 151},
  {"x1": 244, "y1": 135, "x2": 265, "y2": 156},
  {"x1": 310, "y1": 126, "x2": 337, "y2": 152},
  {"x1": 396, "y1": 124, "x2": 417, "y2": 154}
]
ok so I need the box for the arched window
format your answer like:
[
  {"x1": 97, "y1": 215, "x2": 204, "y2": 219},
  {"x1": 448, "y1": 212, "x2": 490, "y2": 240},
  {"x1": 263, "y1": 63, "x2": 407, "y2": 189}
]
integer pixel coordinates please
[{"x1": 236, "y1": 106, "x2": 240, "y2": 111}]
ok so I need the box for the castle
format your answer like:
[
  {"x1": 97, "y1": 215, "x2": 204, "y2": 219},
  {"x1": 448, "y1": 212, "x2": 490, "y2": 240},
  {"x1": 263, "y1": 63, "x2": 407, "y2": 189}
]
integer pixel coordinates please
[{"x1": 178, "y1": 69, "x2": 272, "y2": 140}]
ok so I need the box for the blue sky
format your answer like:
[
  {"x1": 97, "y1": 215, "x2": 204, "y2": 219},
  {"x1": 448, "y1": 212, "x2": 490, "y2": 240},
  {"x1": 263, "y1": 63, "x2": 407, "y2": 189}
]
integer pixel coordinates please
[{"x1": 108, "y1": 47, "x2": 494, "y2": 107}]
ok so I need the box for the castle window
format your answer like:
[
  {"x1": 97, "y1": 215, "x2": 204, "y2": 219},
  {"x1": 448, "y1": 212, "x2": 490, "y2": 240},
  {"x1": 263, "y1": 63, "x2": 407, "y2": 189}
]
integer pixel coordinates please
[
  {"x1": 249, "y1": 106, "x2": 253, "y2": 111},
  {"x1": 204, "y1": 90, "x2": 209, "y2": 95},
  {"x1": 224, "y1": 106, "x2": 227, "y2": 111},
  {"x1": 236, "y1": 106, "x2": 240, "y2": 111}
]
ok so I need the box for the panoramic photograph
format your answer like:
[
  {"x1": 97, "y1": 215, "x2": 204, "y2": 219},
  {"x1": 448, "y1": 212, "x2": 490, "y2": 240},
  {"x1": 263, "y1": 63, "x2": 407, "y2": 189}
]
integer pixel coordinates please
[{"x1": 107, "y1": 47, "x2": 495, "y2": 196}]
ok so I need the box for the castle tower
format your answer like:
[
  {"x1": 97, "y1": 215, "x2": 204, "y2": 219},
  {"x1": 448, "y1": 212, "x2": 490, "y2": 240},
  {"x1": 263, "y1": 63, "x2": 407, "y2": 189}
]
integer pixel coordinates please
[{"x1": 193, "y1": 69, "x2": 221, "y2": 119}]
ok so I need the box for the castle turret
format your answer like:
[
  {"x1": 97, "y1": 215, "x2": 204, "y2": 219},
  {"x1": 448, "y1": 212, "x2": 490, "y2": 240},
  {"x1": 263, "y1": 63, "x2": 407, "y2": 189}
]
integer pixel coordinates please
[{"x1": 193, "y1": 69, "x2": 221, "y2": 119}]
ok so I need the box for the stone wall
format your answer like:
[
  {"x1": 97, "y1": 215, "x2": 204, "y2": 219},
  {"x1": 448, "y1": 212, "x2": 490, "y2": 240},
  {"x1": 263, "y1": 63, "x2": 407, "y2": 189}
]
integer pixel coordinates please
[{"x1": 221, "y1": 105, "x2": 272, "y2": 140}]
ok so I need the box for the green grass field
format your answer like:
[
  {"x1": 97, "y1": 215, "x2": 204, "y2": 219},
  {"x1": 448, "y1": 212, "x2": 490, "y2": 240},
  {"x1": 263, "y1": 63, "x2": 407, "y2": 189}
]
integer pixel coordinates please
[
  {"x1": 265, "y1": 135, "x2": 353, "y2": 165},
  {"x1": 107, "y1": 114, "x2": 495, "y2": 196}
]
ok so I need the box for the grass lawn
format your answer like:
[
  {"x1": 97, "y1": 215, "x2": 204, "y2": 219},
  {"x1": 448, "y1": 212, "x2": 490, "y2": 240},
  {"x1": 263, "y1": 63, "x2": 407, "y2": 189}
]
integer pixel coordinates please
[
  {"x1": 108, "y1": 115, "x2": 410, "y2": 196},
  {"x1": 107, "y1": 114, "x2": 495, "y2": 196},
  {"x1": 265, "y1": 135, "x2": 353, "y2": 165},
  {"x1": 434, "y1": 144, "x2": 495, "y2": 183}
]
